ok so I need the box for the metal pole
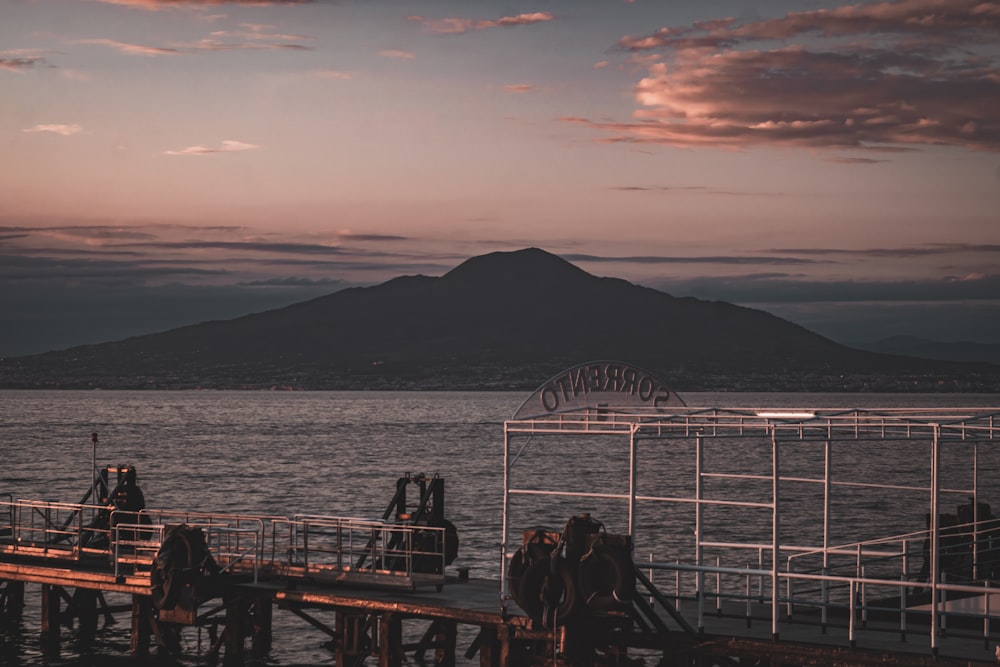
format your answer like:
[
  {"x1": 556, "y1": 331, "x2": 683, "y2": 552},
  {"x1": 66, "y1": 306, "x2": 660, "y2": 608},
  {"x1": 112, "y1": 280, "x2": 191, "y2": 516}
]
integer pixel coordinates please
[
  {"x1": 822, "y1": 438, "x2": 831, "y2": 631},
  {"x1": 930, "y1": 424, "x2": 940, "y2": 655},
  {"x1": 771, "y1": 426, "x2": 780, "y2": 641},
  {"x1": 628, "y1": 425, "x2": 638, "y2": 535},
  {"x1": 696, "y1": 433, "x2": 704, "y2": 632},
  {"x1": 91, "y1": 432, "x2": 98, "y2": 510},
  {"x1": 500, "y1": 423, "x2": 511, "y2": 614},
  {"x1": 973, "y1": 441, "x2": 979, "y2": 580}
]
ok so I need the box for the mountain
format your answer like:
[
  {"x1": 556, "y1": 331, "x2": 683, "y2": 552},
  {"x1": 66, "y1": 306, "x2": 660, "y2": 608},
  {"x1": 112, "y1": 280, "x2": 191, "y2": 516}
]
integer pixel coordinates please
[
  {"x1": 2, "y1": 248, "x2": 997, "y2": 391},
  {"x1": 849, "y1": 335, "x2": 1000, "y2": 365}
]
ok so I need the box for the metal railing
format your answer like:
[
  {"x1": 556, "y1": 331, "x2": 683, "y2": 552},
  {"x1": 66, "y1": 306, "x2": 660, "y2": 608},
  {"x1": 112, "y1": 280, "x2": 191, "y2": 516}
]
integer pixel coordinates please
[
  {"x1": 643, "y1": 522, "x2": 1000, "y2": 653},
  {"x1": 2, "y1": 498, "x2": 447, "y2": 590},
  {"x1": 0, "y1": 498, "x2": 110, "y2": 559},
  {"x1": 502, "y1": 403, "x2": 1000, "y2": 661},
  {"x1": 279, "y1": 514, "x2": 447, "y2": 585},
  {"x1": 112, "y1": 522, "x2": 165, "y2": 578}
]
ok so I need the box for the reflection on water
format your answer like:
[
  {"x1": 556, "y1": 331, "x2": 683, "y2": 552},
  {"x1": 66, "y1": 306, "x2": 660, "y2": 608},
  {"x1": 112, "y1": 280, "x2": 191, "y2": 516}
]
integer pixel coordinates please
[{"x1": 2, "y1": 390, "x2": 998, "y2": 665}]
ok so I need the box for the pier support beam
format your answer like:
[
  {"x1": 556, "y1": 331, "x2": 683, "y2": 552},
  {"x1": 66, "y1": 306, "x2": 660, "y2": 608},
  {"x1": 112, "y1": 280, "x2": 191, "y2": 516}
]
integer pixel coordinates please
[
  {"x1": 221, "y1": 595, "x2": 249, "y2": 667},
  {"x1": 40, "y1": 584, "x2": 61, "y2": 656},
  {"x1": 0, "y1": 579, "x2": 25, "y2": 620},
  {"x1": 251, "y1": 594, "x2": 273, "y2": 656},
  {"x1": 130, "y1": 594, "x2": 153, "y2": 657},
  {"x1": 414, "y1": 618, "x2": 457, "y2": 666},
  {"x1": 336, "y1": 611, "x2": 372, "y2": 665},
  {"x1": 467, "y1": 625, "x2": 500, "y2": 667},
  {"x1": 378, "y1": 613, "x2": 403, "y2": 667},
  {"x1": 75, "y1": 588, "x2": 99, "y2": 638}
]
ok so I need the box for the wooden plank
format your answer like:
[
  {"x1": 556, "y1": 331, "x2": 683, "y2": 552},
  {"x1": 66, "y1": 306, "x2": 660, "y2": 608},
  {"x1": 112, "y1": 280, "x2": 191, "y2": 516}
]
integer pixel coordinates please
[{"x1": 0, "y1": 561, "x2": 149, "y2": 593}]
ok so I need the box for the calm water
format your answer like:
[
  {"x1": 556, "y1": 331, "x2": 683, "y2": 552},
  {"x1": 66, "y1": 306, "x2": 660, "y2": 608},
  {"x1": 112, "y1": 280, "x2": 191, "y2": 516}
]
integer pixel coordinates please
[{"x1": 2, "y1": 390, "x2": 999, "y2": 665}]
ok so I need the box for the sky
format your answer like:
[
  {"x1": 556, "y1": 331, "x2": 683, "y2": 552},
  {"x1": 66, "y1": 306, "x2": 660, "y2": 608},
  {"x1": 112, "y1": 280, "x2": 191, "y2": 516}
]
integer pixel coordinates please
[{"x1": 2, "y1": 0, "x2": 999, "y2": 357}]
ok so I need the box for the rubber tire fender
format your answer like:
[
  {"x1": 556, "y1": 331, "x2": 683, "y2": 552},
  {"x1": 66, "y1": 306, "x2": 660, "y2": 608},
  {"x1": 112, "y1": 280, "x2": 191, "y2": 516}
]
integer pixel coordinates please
[
  {"x1": 151, "y1": 525, "x2": 194, "y2": 610},
  {"x1": 513, "y1": 552, "x2": 549, "y2": 622},
  {"x1": 541, "y1": 557, "x2": 580, "y2": 628},
  {"x1": 577, "y1": 540, "x2": 635, "y2": 613}
]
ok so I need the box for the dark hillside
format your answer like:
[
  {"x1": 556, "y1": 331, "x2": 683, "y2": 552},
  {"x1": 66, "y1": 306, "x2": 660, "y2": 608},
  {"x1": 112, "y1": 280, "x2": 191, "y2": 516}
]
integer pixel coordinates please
[{"x1": 2, "y1": 248, "x2": 996, "y2": 391}]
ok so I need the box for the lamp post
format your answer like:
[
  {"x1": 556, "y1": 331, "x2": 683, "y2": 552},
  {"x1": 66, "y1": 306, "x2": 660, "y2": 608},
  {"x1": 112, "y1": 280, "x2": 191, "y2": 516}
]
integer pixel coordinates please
[{"x1": 91, "y1": 432, "x2": 98, "y2": 507}]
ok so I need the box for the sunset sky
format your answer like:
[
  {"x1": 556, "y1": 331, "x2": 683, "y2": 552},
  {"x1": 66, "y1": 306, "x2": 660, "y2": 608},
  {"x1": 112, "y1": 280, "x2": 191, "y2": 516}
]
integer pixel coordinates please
[{"x1": 2, "y1": 0, "x2": 999, "y2": 357}]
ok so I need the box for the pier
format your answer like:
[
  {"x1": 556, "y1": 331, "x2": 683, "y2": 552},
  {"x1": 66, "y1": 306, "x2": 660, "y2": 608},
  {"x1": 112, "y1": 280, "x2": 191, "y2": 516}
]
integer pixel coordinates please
[{"x1": 3, "y1": 362, "x2": 1000, "y2": 665}]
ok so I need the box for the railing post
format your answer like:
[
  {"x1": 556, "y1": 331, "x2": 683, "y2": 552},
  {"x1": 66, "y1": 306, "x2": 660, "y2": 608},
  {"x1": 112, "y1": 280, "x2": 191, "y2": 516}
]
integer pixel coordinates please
[
  {"x1": 929, "y1": 423, "x2": 941, "y2": 655},
  {"x1": 900, "y1": 574, "x2": 907, "y2": 642},
  {"x1": 822, "y1": 438, "x2": 831, "y2": 633},
  {"x1": 696, "y1": 434, "x2": 704, "y2": 633},
  {"x1": 821, "y1": 566, "x2": 828, "y2": 633},
  {"x1": 786, "y1": 557, "x2": 794, "y2": 622},
  {"x1": 985, "y1": 580, "x2": 991, "y2": 650},
  {"x1": 940, "y1": 571, "x2": 947, "y2": 635},
  {"x1": 745, "y1": 564, "x2": 751, "y2": 628},
  {"x1": 303, "y1": 520, "x2": 310, "y2": 571},
  {"x1": 771, "y1": 426, "x2": 780, "y2": 641},
  {"x1": 860, "y1": 565, "x2": 867, "y2": 627},
  {"x1": 715, "y1": 556, "x2": 721, "y2": 616},
  {"x1": 848, "y1": 579, "x2": 856, "y2": 648},
  {"x1": 675, "y1": 559, "x2": 680, "y2": 611}
]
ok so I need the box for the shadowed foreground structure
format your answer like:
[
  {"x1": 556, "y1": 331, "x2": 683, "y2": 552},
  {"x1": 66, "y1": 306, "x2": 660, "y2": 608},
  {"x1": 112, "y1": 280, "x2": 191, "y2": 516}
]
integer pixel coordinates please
[{"x1": 2, "y1": 362, "x2": 1000, "y2": 665}]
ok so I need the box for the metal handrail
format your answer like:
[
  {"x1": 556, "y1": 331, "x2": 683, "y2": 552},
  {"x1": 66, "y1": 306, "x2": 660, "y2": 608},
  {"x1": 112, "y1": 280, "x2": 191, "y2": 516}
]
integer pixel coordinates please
[
  {"x1": 645, "y1": 558, "x2": 999, "y2": 650},
  {"x1": 112, "y1": 522, "x2": 165, "y2": 578},
  {"x1": 282, "y1": 515, "x2": 447, "y2": 579}
]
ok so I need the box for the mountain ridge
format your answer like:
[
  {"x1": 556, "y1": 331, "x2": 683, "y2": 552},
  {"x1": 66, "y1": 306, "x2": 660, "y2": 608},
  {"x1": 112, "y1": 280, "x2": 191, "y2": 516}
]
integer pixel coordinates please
[{"x1": 2, "y1": 248, "x2": 996, "y2": 391}]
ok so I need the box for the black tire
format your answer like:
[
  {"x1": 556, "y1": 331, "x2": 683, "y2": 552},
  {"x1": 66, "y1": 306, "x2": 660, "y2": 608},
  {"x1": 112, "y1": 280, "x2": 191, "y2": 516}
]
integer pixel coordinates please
[
  {"x1": 514, "y1": 553, "x2": 550, "y2": 622},
  {"x1": 541, "y1": 557, "x2": 580, "y2": 627},
  {"x1": 578, "y1": 541, "x2": 635, "y2": 613}
]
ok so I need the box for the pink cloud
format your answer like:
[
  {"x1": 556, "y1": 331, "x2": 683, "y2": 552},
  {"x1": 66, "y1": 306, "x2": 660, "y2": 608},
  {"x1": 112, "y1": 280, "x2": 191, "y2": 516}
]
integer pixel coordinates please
[
  {"x1": 408, "y1": 12, "x2": 554, "y2": 35},
  {"x1": 616, "y1": 0, "x2": 998, "y2": 51},
  {"x1": 77, "y1": 38, "x2": 180, "y2": 56},
  {"x1": 504, "y1": 84, "x2": 537, "y2": 94},
  {"x1": 164, "y1": 140, "x2": 260, "y2": 156},
  {"x1": 94, "y1": 0, "x2": 309, "y2": 8},
  {"x1": 1, "y1": 57, "x2": 42, "y2": 72},
  {"x1": 23, "y1": 124, "x2": 84, "y2": 136},
  {"x1": 574, "y1": 0, "x2": 1000, "y2": 153},
  {"x1": 378, "y1": 49, "x2": 416, "y2": 60}
]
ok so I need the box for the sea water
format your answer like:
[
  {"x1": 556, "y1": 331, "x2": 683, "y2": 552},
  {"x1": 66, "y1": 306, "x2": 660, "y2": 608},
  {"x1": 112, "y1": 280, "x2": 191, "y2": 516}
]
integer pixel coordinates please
[{"x1": 1, "y1": 390, "x2": 998, "y2": 665}]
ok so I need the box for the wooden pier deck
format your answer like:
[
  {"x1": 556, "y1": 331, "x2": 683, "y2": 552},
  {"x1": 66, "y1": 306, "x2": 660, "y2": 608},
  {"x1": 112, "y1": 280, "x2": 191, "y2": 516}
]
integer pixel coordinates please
[
  {"x1": 2, "y1": 532, "x2": 999, "y2": 666},
  {"x1": 4, "y1": 374, "x2": 1000, "y2": 666}
]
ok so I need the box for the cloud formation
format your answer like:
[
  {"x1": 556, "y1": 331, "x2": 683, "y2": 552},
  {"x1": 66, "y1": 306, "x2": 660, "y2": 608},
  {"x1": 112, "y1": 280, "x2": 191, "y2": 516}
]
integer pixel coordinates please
[
  {"x1": 77, "y1": 38, "x2": 180, "y2": 56},
  {"x1": 95, "y1": 0, "x2": 310, "y2": 8},
  {"x1": 1, "y1": 57, "x2": 43, "y2": 72},
  {"x1": 22, "y1": 124, "x2": 84, "y2": 136},
  {"x1": 378, "y1": 49, "x2": 416, "y2": 60},
  {"x1": 570, "y1": 0, "x2": 1000, "y2": 153},
  {"x1": 407, "y1": 12, "x2": 554, "y2": 35},
  {"x1": 767, "y1": 243, "x2": 1000, "y2": 259},
  {"x1": 564, "y1": 253, "x2": 818, "y2": 267},
  {"x1": 164, "y1": 139, "x2": 261, "y2": 155},
  {"x1": 504, "y1": 84, "x2": 537, "y2": 94}
]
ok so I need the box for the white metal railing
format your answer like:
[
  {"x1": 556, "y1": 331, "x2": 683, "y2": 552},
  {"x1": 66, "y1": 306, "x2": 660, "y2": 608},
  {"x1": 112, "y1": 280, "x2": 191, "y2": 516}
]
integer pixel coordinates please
[
  {"x1": 207, "y1": 525, "x2": 261, "y2": 582},
  {"x1": 281, "y1": 514, "x2": 447, "y2": 582},
  {"x1": 502, "y1": 403, "x2": 1000, "y2": 662},
  {"x1": 0, "y1": 498, "x2": 110, "y2": 558},
  {"x1": 644, "y1": 527, "x2": 1000, "y2": 654},
  {"x1": 2, "y1": 499, "x2": 448, "y2": 590},
  {"x1": 505, "y1": 406, "x2": 1000, "y2": 441},
  {"x1": 112, "y1": 522, "x2": 165, "y2": 578}
]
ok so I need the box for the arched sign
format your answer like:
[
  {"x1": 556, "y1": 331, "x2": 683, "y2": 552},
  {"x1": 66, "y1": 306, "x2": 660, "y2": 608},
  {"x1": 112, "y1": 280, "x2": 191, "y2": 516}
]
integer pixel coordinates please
[{"x1": 512, "y1": 360, "x2": 686, "y2": 419}]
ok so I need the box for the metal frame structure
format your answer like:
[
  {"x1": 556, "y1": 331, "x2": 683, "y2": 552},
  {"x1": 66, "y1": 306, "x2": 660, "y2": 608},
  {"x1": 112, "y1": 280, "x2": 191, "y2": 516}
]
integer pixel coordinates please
[{"x1": 501, "y1": 367, "x2": 1000, "y2": 655}]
